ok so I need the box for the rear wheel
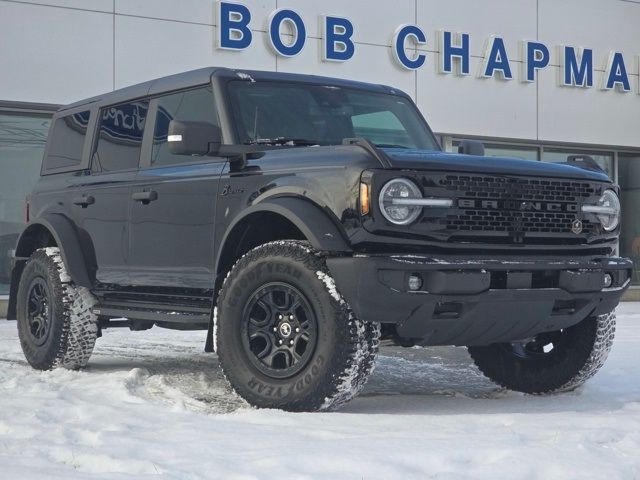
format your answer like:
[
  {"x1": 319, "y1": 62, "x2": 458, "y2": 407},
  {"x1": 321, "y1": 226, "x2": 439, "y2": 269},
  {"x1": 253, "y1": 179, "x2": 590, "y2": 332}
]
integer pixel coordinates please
[
  {"x1": 17, "y1": 248, "x2": 99, "y2": 370},
  {"x1": 468, "y1": 312, "x2": 616, "y2": 394},
  {"x1": 215, "y1": 241, "x2": 380, "y2": 411}
]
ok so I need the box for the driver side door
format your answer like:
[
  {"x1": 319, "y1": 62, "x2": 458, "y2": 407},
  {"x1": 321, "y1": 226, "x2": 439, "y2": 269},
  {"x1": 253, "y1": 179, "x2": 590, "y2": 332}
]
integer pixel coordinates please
[{"x1": 127, "y1": 86, "x2": 226, "y2": 289}]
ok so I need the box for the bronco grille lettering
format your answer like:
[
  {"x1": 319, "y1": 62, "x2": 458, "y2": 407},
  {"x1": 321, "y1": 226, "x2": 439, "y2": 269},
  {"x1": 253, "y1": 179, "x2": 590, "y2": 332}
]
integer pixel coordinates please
[{"x1": 457, "y1": 199, "x2": 579, "y2": 213}]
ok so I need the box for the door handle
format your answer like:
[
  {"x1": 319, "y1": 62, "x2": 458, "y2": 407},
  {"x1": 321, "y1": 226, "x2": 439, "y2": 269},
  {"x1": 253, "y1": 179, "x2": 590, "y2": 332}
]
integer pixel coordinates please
[
  {"x1": 132, "y1": 190, "x2": 158, "y2": 204},
  {"x1": 72, "y1": 195, "x2": 95, "y2": 208}
]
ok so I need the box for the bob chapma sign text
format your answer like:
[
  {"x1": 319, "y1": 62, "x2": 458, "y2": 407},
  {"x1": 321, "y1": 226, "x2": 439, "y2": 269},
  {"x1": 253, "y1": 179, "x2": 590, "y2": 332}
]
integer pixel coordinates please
[{"x1": 216, "y1": 1, "x2": 635, "y2": 94}]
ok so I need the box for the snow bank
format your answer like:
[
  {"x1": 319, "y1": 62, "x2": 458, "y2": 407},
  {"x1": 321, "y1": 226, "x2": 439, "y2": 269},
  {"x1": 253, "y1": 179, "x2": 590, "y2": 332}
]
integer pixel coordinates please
[{"x1": 0, "y1": 305, "x2": 639, "y2": 479}]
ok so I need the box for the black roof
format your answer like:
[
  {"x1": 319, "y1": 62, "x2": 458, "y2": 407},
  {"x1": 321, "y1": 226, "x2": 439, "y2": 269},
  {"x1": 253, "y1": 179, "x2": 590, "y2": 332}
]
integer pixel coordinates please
[{"x1": 60, "y1": 67, "x2": 400, "y2": 112}]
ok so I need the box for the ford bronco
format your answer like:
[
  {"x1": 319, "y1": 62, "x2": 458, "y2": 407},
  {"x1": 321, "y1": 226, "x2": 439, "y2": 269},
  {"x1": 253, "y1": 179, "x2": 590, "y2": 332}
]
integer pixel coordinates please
[{"x1": 7, "y1": 68, "x2": 632, "y2": 411}]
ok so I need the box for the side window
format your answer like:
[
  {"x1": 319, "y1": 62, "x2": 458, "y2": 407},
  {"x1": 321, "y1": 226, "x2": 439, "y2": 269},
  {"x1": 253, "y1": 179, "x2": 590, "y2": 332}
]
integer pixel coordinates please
[
  {"x1": 45, "y1": 110, "x2": 90, "y2": 170},
  {"x1": 351, "y1": 110, "x2": 412, "y2": 148},
  {"x1": 150, "y1": 87, "x2": 219, "y2": 167},
  {"x1": 93, "y1": 101, "x2": 148, "y2": 173}
]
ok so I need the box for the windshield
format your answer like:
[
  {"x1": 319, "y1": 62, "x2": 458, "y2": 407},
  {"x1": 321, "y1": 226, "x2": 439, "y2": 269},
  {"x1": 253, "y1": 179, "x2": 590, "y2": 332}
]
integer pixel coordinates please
[{"x1": 227, "y1": 81, "x2": 440, "y2": 150}]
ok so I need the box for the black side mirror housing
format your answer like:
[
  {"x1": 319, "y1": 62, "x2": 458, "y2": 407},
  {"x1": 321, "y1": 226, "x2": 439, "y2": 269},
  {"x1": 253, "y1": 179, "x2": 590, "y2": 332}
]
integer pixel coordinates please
[
  {"x1": 458, "y1": 140, "x2": 485, "y2": 156},
  {"x1": 167, "y1": 120, "x2": 222, "y2": 156},
  {"x1": 566, "y1": 155, "x2": 605, "y2": 173}
]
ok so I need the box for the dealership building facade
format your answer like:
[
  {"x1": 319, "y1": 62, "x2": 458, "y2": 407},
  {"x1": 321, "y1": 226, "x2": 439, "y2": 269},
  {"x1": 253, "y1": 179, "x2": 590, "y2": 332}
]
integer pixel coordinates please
[{"x1": 1, "y1": 0, "x2": 640, "y2": 304}]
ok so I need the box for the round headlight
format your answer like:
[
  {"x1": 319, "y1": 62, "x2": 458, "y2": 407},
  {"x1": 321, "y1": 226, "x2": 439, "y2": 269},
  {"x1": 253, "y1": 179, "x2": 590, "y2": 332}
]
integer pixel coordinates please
[
  {"x1": 597, "y1": 189, "x2": 620, "y2": 231},
  {"x1": 378, "y1": 178, "x2": 422, "y2": 225}
]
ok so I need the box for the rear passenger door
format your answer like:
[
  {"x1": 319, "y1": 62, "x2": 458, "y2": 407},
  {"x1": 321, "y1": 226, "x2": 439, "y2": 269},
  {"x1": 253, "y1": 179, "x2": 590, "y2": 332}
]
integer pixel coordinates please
[
  {"x1": 73, "y1": 100, "x2": 149, "y2": 285},
  {"x1": 128, "y1": 86, "x2": 225, "y2": 289}
]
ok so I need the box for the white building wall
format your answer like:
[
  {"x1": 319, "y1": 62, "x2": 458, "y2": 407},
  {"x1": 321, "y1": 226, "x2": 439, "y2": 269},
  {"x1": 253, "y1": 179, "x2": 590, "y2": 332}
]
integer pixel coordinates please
[{"x1": 0, "y1": 0, "x2": 638, "y2": 147}]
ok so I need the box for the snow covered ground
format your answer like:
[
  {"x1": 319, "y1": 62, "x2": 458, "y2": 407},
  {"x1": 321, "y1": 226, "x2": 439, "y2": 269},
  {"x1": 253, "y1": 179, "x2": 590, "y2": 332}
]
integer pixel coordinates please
[{"x1": 1, "y1": 305, "x2": 639, "y2": 480}]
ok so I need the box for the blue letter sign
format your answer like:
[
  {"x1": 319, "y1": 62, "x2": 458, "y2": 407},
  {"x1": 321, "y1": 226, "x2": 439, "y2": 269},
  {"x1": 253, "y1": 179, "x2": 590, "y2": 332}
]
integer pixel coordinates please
[
  {"x1": 268, "y1": 9, "x2": 306, "y2": 57},
  {"x1": 393, "y1": 25, "x2": 427, "y2": 70},
  {"x1": 322, "y1": 16, "x2": 355, "y2": 62},
  {"x1": 602, "y1": 51, "x2": 631, "y2": 92},
  {"x1": 481, "y1": 36, "x2": 513, "y2": 80},
  {"x1": 439, "y1": 31, "x2": 470, "y2": 75},
  {"x1": 561, "y1": 46, "x2": 593, "y2": 87},
  {"x1": 211, "y1": 5, "x2": 637, "y2": 96},
  {"x1": 217, "y1": 1, "x2": 252, "y2": 50},
  {"x1": 523, "y1": 41, "x2": 550, "y2": 82}
]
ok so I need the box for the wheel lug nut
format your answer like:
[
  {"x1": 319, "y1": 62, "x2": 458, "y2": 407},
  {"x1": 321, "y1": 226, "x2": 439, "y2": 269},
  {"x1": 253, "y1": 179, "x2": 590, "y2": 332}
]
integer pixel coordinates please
[
  {"x1": 289, "y1": 340, "x2": 294, "y2": 345},
  {"x1": 295, "y1": 327, "x2": 300, "y2": 333},
  {"x1": 289, "y1": 315, "x2": 294, "y2": 320},
  {"x1": 278, "y1": 314, "x2": 283, "y2": 320},
  {"x1": 278, "y1": 340, "x2": 283, "y2": 345},
  {"x1": 273, "y1": 327, "x2": 277, "y2": 332}
]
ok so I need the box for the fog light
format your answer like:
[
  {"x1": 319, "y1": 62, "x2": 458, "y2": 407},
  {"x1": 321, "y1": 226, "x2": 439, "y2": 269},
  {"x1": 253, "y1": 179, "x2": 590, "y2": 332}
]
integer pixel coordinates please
[
  {"x1": 408, "y1": 274, "x2": 423, "y2": 291},
  {"x1": 603, "y1": 273, "x2": 613, "y2": 288}
]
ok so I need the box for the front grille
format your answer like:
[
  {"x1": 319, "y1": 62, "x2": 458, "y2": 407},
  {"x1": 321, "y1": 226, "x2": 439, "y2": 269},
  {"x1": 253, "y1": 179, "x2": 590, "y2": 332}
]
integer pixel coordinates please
[
  {"x1": 438, "y1": 175, "x2": 598, "y2": 202},
  {"x1": 430, "y1": 174, "x2": 604, "y2": 236},
  {"x1": 443, "y1": 209, "x2": 597, "y2": 234}
]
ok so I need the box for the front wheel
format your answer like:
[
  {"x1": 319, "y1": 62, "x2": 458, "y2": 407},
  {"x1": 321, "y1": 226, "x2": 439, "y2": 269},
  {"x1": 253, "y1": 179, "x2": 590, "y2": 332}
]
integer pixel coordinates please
[
  {"x1": 468, "y1": 312, "x2": 616, "y2": 394},
  {"x1": 215, "y1": 241, "x2": 380, "y2": 412}
]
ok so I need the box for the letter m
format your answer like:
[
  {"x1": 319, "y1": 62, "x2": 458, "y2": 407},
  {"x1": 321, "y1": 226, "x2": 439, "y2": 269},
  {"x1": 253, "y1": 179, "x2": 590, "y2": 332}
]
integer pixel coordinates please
[{"x1": 561, "y1": 46, "x2": 593, "y2": 87}]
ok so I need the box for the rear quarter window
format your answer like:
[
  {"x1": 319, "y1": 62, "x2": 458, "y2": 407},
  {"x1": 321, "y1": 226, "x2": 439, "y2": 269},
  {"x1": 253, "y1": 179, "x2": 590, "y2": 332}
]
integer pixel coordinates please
[{"x1": 43, "y1": 110, "x2": 91, "y2": 171}]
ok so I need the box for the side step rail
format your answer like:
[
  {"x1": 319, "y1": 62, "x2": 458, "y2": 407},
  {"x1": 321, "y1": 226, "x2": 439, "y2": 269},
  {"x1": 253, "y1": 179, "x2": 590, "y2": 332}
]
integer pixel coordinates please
[{"x1": 92, "y1": 305, "x2": 211, "y2": 325}]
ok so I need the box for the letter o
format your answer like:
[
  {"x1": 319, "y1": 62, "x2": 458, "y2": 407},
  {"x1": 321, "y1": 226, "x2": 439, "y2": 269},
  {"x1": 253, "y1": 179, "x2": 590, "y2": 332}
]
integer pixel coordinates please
[{"x1": 268, "y1": 9, "x2": 306, "y2": 57}]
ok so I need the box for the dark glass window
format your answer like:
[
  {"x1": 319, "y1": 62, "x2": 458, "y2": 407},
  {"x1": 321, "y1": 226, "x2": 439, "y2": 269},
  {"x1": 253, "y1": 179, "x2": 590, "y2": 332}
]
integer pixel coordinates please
[
  {"x1": 45, "y1": 110, "x2": 90, "y2": 170},
  {"x1": 93, "y1": 101, "x2": 148, "y2": 173},
  {"x1": 227, "y1": 81, "x2": 439, "y2": 150},
  {"x1": 0, "y1": 112, "x2": 52, "y2": 294},
  {"x1": 351, "y1": 110, "x2": 412, "y2": 148},
  {"x1": 150, "y1": 87, "x2": 219, "y2": 166}
]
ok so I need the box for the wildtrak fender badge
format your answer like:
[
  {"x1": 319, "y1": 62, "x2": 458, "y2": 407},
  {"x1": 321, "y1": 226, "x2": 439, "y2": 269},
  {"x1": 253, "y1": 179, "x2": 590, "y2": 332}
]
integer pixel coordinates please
[{"x1": 220, "y1": 184, "x2": 245, "y2": 196}]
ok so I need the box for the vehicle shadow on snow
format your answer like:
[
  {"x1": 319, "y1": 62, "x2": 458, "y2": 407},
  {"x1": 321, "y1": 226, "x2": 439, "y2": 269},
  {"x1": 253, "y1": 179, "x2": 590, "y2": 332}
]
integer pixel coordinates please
[
  {"x1": 86, "y1": 341, "x2": 630, "y2": 417},
  {"x1": 341, "y1": 345, "x2": 634, "y2": 415}
]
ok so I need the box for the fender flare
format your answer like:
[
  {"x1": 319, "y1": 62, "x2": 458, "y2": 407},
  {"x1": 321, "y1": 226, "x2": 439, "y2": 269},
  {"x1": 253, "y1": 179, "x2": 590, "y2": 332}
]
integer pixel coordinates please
[
  {"x1": 15, "y1": 214, "x2": 93, "y2": 288},
  {"x1": 216, "y1": 197, "x2": 352, "y2": 273}
]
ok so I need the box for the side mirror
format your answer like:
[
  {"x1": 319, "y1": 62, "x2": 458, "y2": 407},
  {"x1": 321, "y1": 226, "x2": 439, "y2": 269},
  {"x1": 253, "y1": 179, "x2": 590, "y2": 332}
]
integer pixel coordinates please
[
  {"x1": 458, "y1": 140, "x2": 485, "y2": 156},
  {"x1": 167, "y1": 120, "x2": 222, "y2": 156},
  {"x1": 566, "y1": 154, "x2": 604, "y2": 173}
]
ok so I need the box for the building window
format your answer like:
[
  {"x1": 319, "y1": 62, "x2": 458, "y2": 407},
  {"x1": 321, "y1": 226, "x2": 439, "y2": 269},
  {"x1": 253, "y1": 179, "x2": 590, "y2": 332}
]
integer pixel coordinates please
[
  {"x1": 450, "y1": 140, "x2": 539, "y2": 160},
  {"x1": 542, "y1": 148, "x2": 614, "y2": 178},
  {"x1": 483, "y1": 144, "x2": 538, "y2": 161},
  {"x1": 0, "y1": 112, "x2": 52, "y2": 295},
  {"x1": 618, "y1": 153, "x2": 640, "y2": 285}
]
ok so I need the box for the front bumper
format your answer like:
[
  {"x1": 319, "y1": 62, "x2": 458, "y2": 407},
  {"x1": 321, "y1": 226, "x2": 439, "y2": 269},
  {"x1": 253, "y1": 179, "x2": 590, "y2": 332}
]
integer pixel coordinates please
[{"x1": 326, "y1": 254, "x2": 632, "y2": 346}]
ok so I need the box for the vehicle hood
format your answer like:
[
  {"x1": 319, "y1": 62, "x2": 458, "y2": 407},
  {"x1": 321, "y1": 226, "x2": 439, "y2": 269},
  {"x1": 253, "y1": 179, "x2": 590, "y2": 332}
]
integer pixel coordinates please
[{"x1": 382, "y1": 149, "x2": 611, "y2": 182}]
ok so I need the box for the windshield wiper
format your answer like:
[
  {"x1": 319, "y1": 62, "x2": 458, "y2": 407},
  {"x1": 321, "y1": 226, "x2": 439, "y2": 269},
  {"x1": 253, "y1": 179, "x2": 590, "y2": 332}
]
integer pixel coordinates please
[{"x1": 245, "y1": 137, "x2": 319, "y2": 147}]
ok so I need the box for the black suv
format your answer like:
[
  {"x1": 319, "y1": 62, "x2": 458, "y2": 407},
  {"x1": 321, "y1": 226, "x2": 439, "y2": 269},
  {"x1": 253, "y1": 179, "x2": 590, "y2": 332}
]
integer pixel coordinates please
[{"x1": 7, "y1": 68, "x2": 632, "y2": 411}]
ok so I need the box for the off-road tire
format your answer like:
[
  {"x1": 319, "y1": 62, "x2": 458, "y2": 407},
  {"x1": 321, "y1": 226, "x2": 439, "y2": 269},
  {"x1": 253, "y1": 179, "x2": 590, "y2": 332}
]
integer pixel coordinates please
[
  {"x1": 468, "y1": 312, "x2": 616, "y2": 394},
  {"x1": 17, "y1": 248, "x2": 99, "y2": 370},
  {"x1": 216, "y1": 240, "x2": 380, "y2": 411}
]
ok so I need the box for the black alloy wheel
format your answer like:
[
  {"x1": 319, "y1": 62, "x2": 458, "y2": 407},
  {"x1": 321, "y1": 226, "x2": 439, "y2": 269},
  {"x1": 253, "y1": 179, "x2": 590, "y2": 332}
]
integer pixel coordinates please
[
  {"x1": 26, "y1": 277, "x2": 52, "y2": 346},
  {"x1": 215, "y1": 240, "x2": 381, "y2": 411},
  {"x1": 241, "y1": 282, "x2": 318, "y2": 379}
]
